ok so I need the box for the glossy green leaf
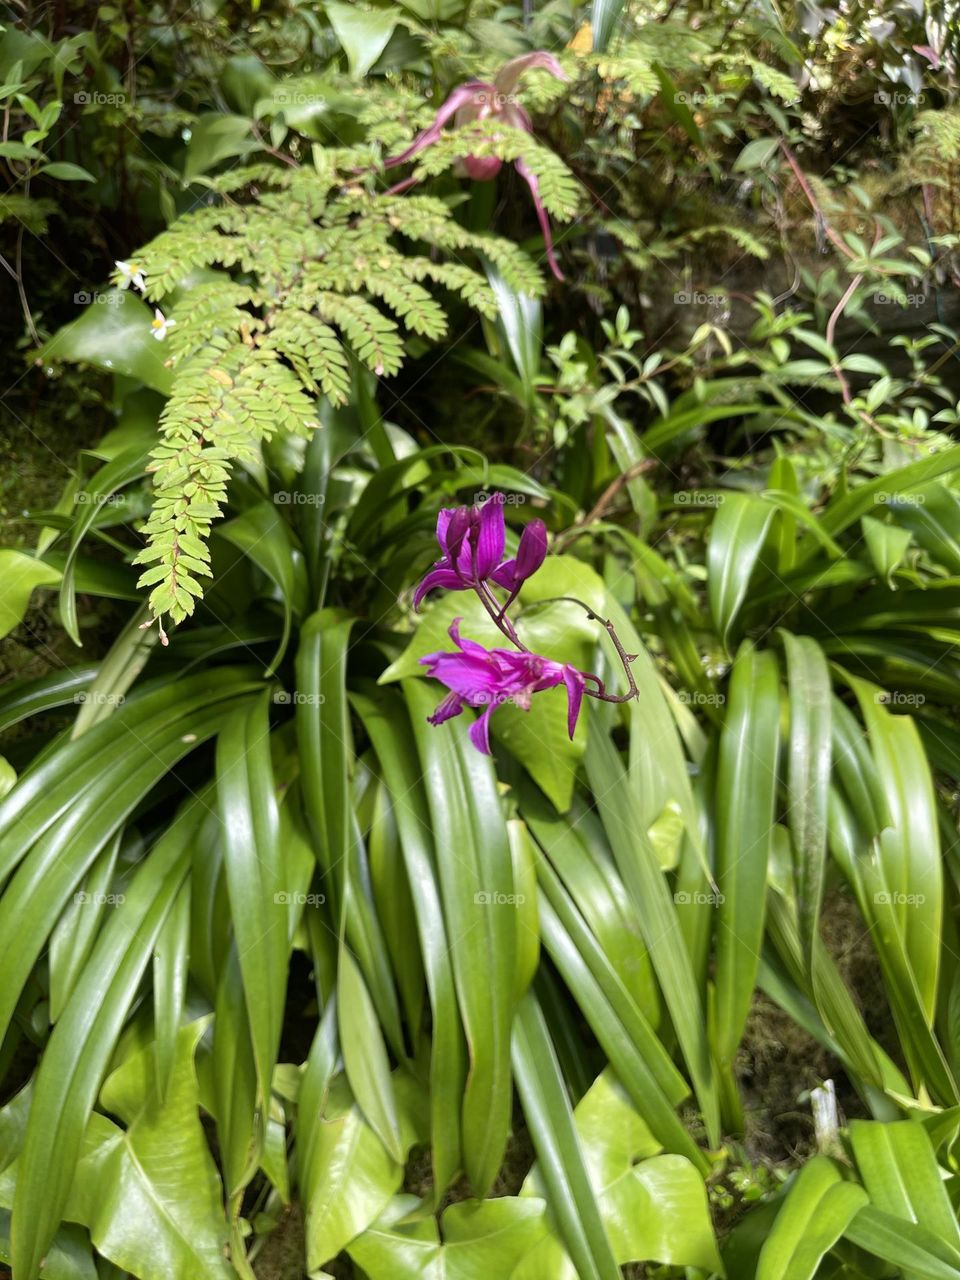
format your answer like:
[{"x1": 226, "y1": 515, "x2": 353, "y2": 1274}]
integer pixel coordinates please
[
  {"x1": 40, "y1": 290, "x2": 173, "y2": 393},
  {"x1": 512, "y1": 992, "x2": 620, "y2": 1280},
  {"x1": 756, "y1": 1156, "x2": 867, "y2": 1280},
  {"x1": 707, "y1": 492, "x2": 775, "y2": 647},
  {"x1": 348, "y1": 1195, "x2": 549, "y2": 1279},
  {"x1": 406, "y1": 677, "x2": 517, "y2": 1195},
  {"x1": 325, "y1": 3, "x2": 400, "y2": 77},
  {"x1": 713, "y1": 644, "x2": 780, "y2": 1085},
  {"x1": 0, "y1": 550, "x2": 60, "y2": 638}
]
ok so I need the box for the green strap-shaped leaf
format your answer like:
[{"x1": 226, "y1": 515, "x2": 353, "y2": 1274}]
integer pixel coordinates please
[
  {"x1": 352, "y1": 684, "x2": 466, "y2": 1200},
  {"x1": 153, "y1": 881, "x2": 191, "y2": 1102},
  {"x1": 10, "y1": 799, "x2": 203, "y2": 1280},
  {"x1": 59, "y1": 445, "x2": 151, "y2": 645},
  {"x1": 756, "y1": 1156, "x2": 868, "y2": 1280},
  {"x1": 849, "y1": 1120, "x2": 960, "y2": 1251},
  {"x1": 216, "y1": 693, "x2": 288, "y2": 1103},
  {"x1": 707, "y1": 492, "x2": 776, "y2": 648},
  {"x1": 587, "y1": 724, "x2": 719, "y2": 1146},
  {"x1": 339, "y1": 946, "x2": 403, "y2": 1162},
  {"x1": 405, "y1": 676, "x2": 518, "y2": 1196},
  {"x1": 781, "y1": 632, "x2": 831, "y2": 969},
  {"x1": 844, "y1": 1206, "x2": 960, "y2": 1280},
  {"x1": 713, "y1": 644, "x2": 780, "y2": 1086},
  {"x1": 513, "y1": 992, "x2": 620, "y2": 1280}
]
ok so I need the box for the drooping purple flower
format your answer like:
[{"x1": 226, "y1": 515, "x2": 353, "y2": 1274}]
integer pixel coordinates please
[
  {"x1": 384, "y1": 52, "x2": 569, "y2": 280},
  {"x1": 420, "y1": 618, "x2": 586, "y2": 754}
]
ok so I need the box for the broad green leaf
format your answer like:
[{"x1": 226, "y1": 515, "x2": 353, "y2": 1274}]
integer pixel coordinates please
[
  {"x1": 39, "y1": 161, "x2": 94, "y2": 181},
  {"x1": 302, "y1": 1074, "x2": 419, "y2": 1272},
  {"x1": 0, "y1": 1217, "x2": 96, "y2": 1280},
  {"x1": 325, "y1": 3, "x2": 400, "y2": 77},
  {"x1": 523, "y1": 1070, "x2": 721, "y2": 1273},
  {"x1": 862, "y1": 515, "x2": 912, "y2": 582},
  {"x1": 41, "y1": 290, "x2": 173, "y2": 393},
  {"x1": 348, "y1": 1195, "x2": 549, "y2": 1278},
  {"x1": 70, "y1": 1020, "x2": 232, "y2": 1280},
  {"x1": 182, "y1": 113, "x2": 257, "y2": 184},
  {"x1": 0, "y1": 550, "x2": 60, "y2": 638}
]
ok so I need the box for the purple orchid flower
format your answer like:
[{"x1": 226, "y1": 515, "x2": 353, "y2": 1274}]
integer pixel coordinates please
[
  {"x1": 413, "y1": 492, "x2": 548, "y2": 610},
  {"x1": 421, "y1": 618, "x2": 586, "y2": 755},
  {"x1": 384, "y1": 52, "x2": 569, "y2": 280}
]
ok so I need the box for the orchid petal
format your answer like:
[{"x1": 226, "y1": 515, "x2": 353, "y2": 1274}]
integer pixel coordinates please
[
  {"x1": 514, "y1": 156, "x2": 564, "y2": 281},
  {"x1": 474, "y1": 493, "x2": 506, "y2": 577},
  {"x1": 494, "y1": 52, "x2": 569, "y2": 98},
  {"x1": 468, "y1": 704, "x2": 495, "y2": 755},
  {"x1": 413, "y1": 566, "x2": 465, "y2": 610},
  {"x1": 442, "y1": 507, "x2": 472, "y2": 568},
  {"x1": 428, "y1": 691, "x2": 465, "y2": 725},
  {"x1": 515, "y1": 519, "x2": 548, "y2": 580},
  {"x1": 562, "y1": 666, "x2": 585, "y2": 740},
  {"x1": 447, "y1": 617, "x2": 492, "y2": 660},
  {"x1": 384, "y1": 83, "x2": 492, "y2": 168}
]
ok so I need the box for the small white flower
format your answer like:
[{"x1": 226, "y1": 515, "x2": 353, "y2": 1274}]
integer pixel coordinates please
[
  {"x1": 150, "y1": 308, "x2": 175, "y2": 341},
  {"x1": 115, "y1": 259, "x2": 146, "y2": 292}
]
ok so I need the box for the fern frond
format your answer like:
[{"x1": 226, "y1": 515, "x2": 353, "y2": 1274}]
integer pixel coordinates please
[
  {"x1": 314, "y1": 293, "x2": 405, "y2": 376},
  {"x1": 134, "y1": 345, "x2": 319, "y2": 623},
  {"x1": 262, "y1": 310, "x2": 351, "y2": 405}
]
